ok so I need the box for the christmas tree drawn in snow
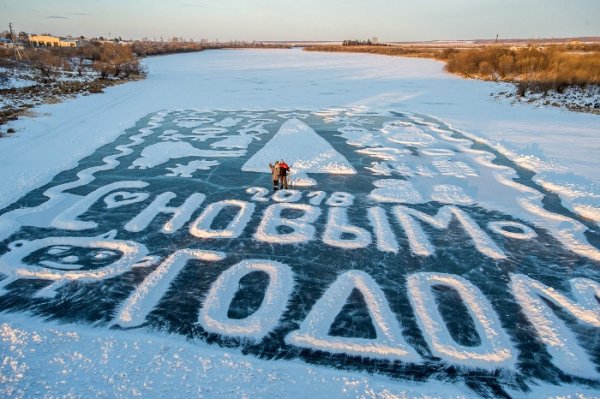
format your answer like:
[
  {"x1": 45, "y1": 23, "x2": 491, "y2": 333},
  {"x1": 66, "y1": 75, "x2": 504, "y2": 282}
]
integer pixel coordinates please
[{"x1": 242, "y1": 118, "x2": 356, "y2": 186}]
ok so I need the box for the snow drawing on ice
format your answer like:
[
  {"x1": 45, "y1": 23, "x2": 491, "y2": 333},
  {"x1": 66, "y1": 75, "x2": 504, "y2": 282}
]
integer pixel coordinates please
[
  {"x1": 242, "y1": 118, "x2": 356, "y2": 186},
  {"x1": 165, "y1": 160, "x2": 220, "y2": 177},
  {"x1": 0, "y1": 230, "x2": 156, "y2": 298},
  {"x1": 368, "y1": 179, "x2": 423, "y2": 203},
  {"x1": 406, "y1": 272, "x2": 516, "y2": 370},
  {"x1": 285, "y1": 270, "x2": 422, "y2": 361},
  {"x1": 0, "y1": 108, "x2": 599, "y2": 396},
  {"x1": 130, "y1": 141, "x2": 243, "y2": 170}
]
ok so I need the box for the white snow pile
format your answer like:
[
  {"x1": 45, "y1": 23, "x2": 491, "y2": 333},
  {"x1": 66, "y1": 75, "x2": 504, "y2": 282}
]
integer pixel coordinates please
[{"x1": 242, "y1": 118, "x2": 356, "y2": 186}]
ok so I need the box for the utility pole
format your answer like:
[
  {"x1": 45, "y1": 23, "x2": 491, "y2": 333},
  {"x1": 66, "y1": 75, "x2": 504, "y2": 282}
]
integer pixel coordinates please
[{"x1": 8, "y1": 22, "x2": 26, "y2": 62}]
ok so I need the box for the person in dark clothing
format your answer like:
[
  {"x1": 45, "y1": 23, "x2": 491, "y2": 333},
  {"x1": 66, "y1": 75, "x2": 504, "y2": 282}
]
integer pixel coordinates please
[
  {"x1": 269, "y1": 161, "x2": 280, "y2": 192},
  {"x1": 279, "y1": 159, "x2": 290, "y2": 189}
]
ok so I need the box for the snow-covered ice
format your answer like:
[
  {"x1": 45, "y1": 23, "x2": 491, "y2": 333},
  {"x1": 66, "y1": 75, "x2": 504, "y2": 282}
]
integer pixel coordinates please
[
  {"x1": 1, "y1": 316, "x2": 477, "y2": 398},
  {"x1": 0, "y1": 49, "x2": 599, "y2": 398},
  {"x1": 242, "y1": 117, "x2": 357, "y2": 185}
]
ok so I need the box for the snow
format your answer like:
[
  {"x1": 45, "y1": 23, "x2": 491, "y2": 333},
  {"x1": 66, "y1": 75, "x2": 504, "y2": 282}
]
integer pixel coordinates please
[
  {"x1": 242, "y1": 118, "x2": 357, "y2": 183},
  {"x1": 369, "y1": 179, "x2": 423, "y2": 203},
  {"x1": 254, "y1": 203, "x2": 321, "y2": 244},
  {"x1": 214, "y1": 117, "x2": 243, "y2": 128},
  {"x1": 322, "y1": 207, "x2": 372, "y2": 249},
  {"x1": 114, "y1": 249, "x2": 225, "y2": 328},
  {"x1": 174, "y1": 115, "x2": 215, "y2": 128},
  {"x1": 430, "y1": 184, "x2": 474, "y2": 205},
  {"x1": 131, "y1": 141, "x2": 243, "y2": 169},
  {"x1": 0, "y1": 49, "x2": 598, "y2": 213},
  {"x1": 334, "y1": 111, "x2": 600, "y2": 262},
  {"x1": 285, "y1": 270, "x2": 422, "y2": 362},
  {"x1": 165, "y1": 159, "x2": 220, "y2": 176},
  {"x1": 392, "y1": 206, "x2": 506, "y2": 259},
  {"x1": 1, "y1": 49, "x2": 599, "y2": 397},
  {"x1": 509, "y1": 273, "x2": 600, "y2": 379},
  {"x1": 407, "y1": 273, "x2": 516, "y2": 370},
  {"x1": 0, "y1": 50, "x2": 600, "y2": 214},
  {"x1": 0, "y1": 76, "x2": 36, "y2": 90},
  {"x1": 104, "y1": 190, "x2": 150, "y2": 208},
  {"x1": 51, "y1": 181, "x2": 149, "y2": 230},
  {"x1": 124, "y1": 192, "x2": 207, "y2": 234},
  {"x1": 367, "y1": 206, "x2": 399, "y2": 253},
  {"x1": 488, "y1": 220, "x2": 537, "y2": 240},
  {"x1": 0, "y1": 316, "x2": 478, "y2": 399},
  {"x1": 198, "y1": 259, "x2": 294, "y2": 341},
  {"x1": 0, "y1": 230, "x2": 152, "y2": 298},
  {"x1": 383, "y1": 121, "x2": 437, "y2": 146},
  {"x1": 498, "y1": 84, "x2": 600, "y2": 115},
  {"x1": 189, "y1": 200, "x2": 256, "y2": 238},
  {"x1": 271, "y1": 189, "x2": 302, "y2": 203}
]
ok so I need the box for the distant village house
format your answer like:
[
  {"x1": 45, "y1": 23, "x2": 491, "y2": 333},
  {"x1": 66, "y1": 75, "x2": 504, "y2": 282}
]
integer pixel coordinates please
[
  {"x1": 0, "y1": 37, "x2": 25, "y2": 49},
  {"x1": 28, "y1": 34, "x2": 83, "y2": 48}
]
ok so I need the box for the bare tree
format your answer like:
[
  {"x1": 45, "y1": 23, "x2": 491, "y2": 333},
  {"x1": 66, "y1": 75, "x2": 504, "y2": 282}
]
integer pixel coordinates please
[
  {"x1": 92, "y1": 43, "x2": 141, "y2": 78},
  {"x1": 30, "y1": 50, "x2": 69, "y2": 80}
]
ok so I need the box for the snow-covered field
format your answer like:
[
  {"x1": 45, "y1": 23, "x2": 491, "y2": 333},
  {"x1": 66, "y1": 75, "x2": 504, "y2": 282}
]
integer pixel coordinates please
[{"x1": 0, "y1": 49, "x2": 599, "y2": 398}]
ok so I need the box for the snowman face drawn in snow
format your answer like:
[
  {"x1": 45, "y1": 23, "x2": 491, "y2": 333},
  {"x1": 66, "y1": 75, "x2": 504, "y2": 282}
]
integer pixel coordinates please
[
  {"x1": 30, "y1": 245, "x2": 123, "y2": 271},
  {"x1": 0, "y1": 230, "x2": 155, "y2": 297}
]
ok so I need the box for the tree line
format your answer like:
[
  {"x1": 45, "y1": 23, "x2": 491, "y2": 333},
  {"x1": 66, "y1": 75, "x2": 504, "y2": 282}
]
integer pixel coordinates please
[{"x1": 342, "y1": 39, "x2": 387, "y2": 47}]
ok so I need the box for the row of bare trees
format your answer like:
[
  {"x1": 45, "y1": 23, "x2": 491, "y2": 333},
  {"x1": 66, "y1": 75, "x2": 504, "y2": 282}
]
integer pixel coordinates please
[
  {"x1": 1, "y1": 42, "x2": 144, "y2": 82},
  {"x1": 129, "y1": 40, "x2": 290, "y2": 57},
  {"x1": 342, "y1": 39, "x2": 386, "y2": 46}
]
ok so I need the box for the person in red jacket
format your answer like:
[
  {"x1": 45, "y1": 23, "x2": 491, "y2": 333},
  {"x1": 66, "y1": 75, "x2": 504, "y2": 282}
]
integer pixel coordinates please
[{"x1": 279, "y1": 159, "x2": 290, "y2": 189}]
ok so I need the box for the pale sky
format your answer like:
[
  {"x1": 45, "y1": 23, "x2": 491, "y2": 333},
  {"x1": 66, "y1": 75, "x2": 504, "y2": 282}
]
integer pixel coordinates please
[{"x1": 1, "y1": 0, "x2": 598, "y2": 42}]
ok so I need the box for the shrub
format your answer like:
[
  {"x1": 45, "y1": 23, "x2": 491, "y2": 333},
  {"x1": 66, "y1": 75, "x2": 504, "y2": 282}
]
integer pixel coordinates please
[
  {"x1": 92, "y1": 43, "x2": 141, "y2": 78},
  {"x1": 444, "y1": 45, "x2": 600, "y2": 89},
  {"x1": 29, "y1": 50, "x2": 70, "y2": 80}
]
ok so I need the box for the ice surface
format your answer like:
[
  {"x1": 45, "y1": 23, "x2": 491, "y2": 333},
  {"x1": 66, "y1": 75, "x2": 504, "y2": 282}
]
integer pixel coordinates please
[
  {"x1": 286, "y1": 270, "x2": 422, "y2": 361},
  {"x1": 115, "y1": 249, "x2": 225, "y2": 328},
  {"x1": 0, "y1": 107, "x2": 599, "y2": 397},
  {"x1": 189, "y1": 200, "x2": 255, "y2": 239},
  {"x1": 242, "y1": 118, "x2": 356, "y2": 179},
  {"x1": 165, "y1": 160, "x2": 220, "y2": 177},
  {"x1": 0, "y1": 230, "x2": 152, "y2": 298},
  {"x1": 198, "y1": 259, "x2": 294, "y2": 341},
  {"x1": 510, "y1": 273, "x2": 600, "y2": 379},
  {"x1": 131, "y1": 141, "x2": 244, "y2": 169},
  {"x1": 369, "y1": 179, "x2": 423, "y2": 203},
  {"x1": 0, "y1": 49, "x2": 598, "y2": 212},
  {"x1": 0, "y1": 50, "x2": 599, "y2": 397},
  {"x1": 407, "y1": 273, "x2": 516, "y2": 370}
]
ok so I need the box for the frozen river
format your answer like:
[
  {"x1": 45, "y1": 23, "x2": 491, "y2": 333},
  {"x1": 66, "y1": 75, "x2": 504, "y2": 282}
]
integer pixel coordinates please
[{"x1": 0, "y1": 49, "x2": 599, "y2": 398}]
